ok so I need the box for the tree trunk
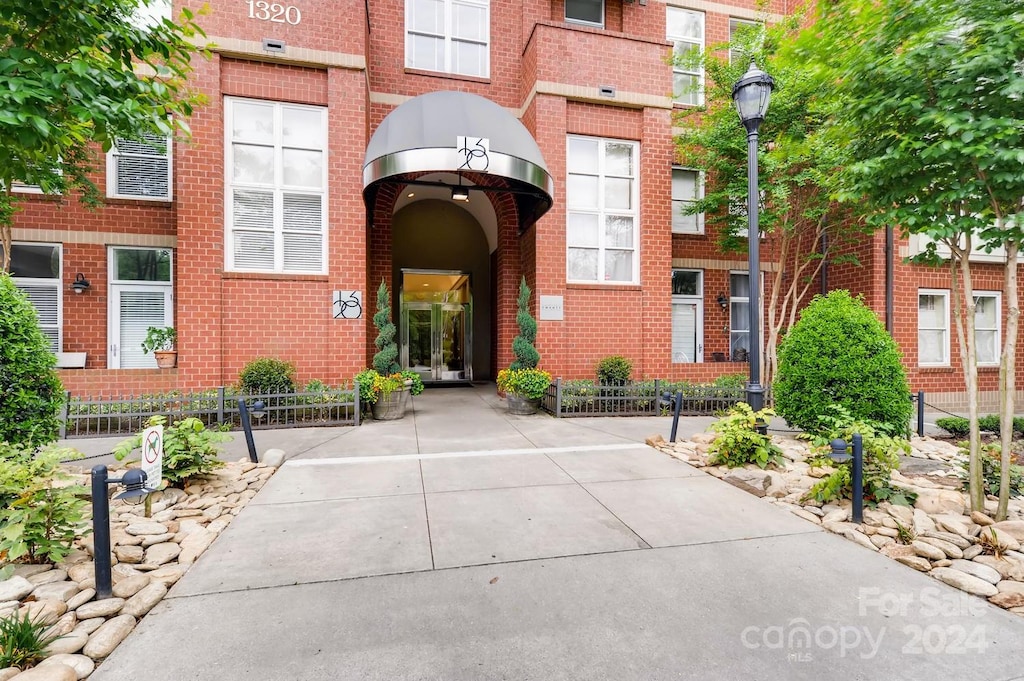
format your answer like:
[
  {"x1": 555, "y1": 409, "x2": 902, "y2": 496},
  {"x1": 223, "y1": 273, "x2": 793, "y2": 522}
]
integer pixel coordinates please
[
  {"x1": 997, "y1": 238, "x2": 1019, "y2": 520},
  {"x1": 949, "y1": 241, "x2": 984, "y2": 513}
]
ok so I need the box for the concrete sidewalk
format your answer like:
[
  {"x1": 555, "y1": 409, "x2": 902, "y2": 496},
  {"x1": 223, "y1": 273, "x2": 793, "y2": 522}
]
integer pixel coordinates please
[{"x1": 87, "y1": 386, "x2": 1024, "y2": 680}]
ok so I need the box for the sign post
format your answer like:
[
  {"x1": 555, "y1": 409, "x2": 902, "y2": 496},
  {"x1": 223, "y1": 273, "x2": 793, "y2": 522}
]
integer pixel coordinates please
[{"x1": 141, "y1": 424, "x2": 164, "y2": 492}]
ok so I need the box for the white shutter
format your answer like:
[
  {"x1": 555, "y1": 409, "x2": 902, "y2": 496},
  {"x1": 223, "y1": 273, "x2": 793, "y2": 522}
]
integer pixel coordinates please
[
  {"x1": 118, "y1": 290, "x2": 168, "y2": 369},
  {"x1": 109, "y1": 134, "x2": 171, "y2": 200},
  {"x1": 15, "y1": 283, "x2": 60, "y2": 352},
  {"x1": 232, "y1": 190, "x2": 275, "y2": 270},
  {"x1": 672, "y1": 301, "x2": 696, "y2": 363},
  {"x1": 282, "y1": 193, "x2": 323, "y2": 272}
]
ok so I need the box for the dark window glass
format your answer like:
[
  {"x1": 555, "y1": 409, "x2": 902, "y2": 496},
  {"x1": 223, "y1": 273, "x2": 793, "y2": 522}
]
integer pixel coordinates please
[
  {"x1": 115, "y1": 249, "x2": 172, "y2": 282},
  {"x1": 672, "y1": 270, "x2": 699, "y2": 296},
  {"x1": 8, "y1": 244, "x2": 59, "y2": 279},
  {"x1": 566, "y1": 0, "x2": 602, "y2": 26}
]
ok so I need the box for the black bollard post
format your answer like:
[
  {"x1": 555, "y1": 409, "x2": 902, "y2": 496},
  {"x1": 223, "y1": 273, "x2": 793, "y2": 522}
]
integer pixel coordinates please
[
  {"x1": 851, "y1": 433, "x2": 864, "y2": 524},
  {"x1": 917, "y1": 390, "x2": 925, "y2": 438},
  {"x1": 669, "y1": 390, "x2": 683, "y2": 443},
  {"x1": 238, "y1": 398, "x2": 258, "y2": 463},
  {"x1": 91, "y1": 465, "x2": 113, "y2": 599}
]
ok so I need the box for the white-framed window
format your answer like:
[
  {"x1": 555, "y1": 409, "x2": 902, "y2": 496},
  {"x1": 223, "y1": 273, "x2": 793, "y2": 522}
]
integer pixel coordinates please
[
  {"x1": 729, "y1": 18, "x2": 762, "y2": 65},
  {"x1": 975, "y1": 291, "x2": 1000, "y2": 367},
  {"x1": 6, "y1": 243, "x2": 62, "y2": 353},
  {"x1": 565, "y1": 0, "x2": 603, "y2": 27},
  {"x1": 225, "y1": 97, "x2": 328, "y2": 274},
  {"x1": 672, "y1": 167, "x2": 703, "y2": 234},
  {"x1": 106, "y1": 134, "x2": 172, "y2": 201},
  {"x1": 672, "y1": 269, "x2": 704, "y2": 363},
  {"x1": 729, "y1": 271, "x2": 749, "y2": 361},
  {"x1": 918, "y1": 289, "x2": 950, "y2": 366},
  {"x1": 667, "y1": 7, "x2": 704, "y2": 106},
  {"x1": 566, "y1": 135, "x2": 640, "y2": 284},
  {"x1": 406, "y1": 0, "x2": 490, "y2": 78},
  {"x1": 108, "y1": 247, "x2": 173, "y2": 369}
]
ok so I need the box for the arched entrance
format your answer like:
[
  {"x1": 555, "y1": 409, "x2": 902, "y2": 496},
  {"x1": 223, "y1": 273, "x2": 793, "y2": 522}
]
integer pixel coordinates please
[{"x1": 362, "y1": 90, "x2": 553, "y2": 383}]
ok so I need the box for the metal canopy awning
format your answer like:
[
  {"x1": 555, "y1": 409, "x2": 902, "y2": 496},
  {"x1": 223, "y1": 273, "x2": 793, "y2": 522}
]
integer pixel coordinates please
[{"x1": 362, "y1": 91, "x2": 554, "y2": 231}]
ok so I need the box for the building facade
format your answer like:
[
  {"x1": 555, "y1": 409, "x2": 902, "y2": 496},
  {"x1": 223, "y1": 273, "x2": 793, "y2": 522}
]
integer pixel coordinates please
[{"x1": 5, "y1": 0, "x2": 1020, "y2": 411}]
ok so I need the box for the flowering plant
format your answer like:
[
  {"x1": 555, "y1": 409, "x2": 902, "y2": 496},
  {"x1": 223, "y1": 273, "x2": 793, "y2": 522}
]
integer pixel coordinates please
[
  {"x1": 497, "y1": 368, "x2": 552, "y2": 400},
  {"x1": 354, "y1": 369, "x2": 405, "y2": 404}
]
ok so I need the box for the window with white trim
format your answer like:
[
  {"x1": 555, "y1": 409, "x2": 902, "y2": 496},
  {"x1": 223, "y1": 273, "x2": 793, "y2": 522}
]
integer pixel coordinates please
[
  {"x1": 729, "y1": 272, "x2": 749, "y2": 361},
  {"x1": 406, "y1": 0, "x2": 490, "y2": 78},
  {"x1": 975, "y1": 291, "x2": 1000, "y2": 366},
  {"x1": 108, "y1": 247, "x2": 173, "y2": 369},
  {"x1": 225, "y1": 98, "x2": 327, "y2": 274},
  {"x1": 672, "y1": 167, "x2": 703, "y2": 234},
  {"x1": 667, "y1": 8, "x2": 704, "y2": 106},
  {"x1": 729, "y1": 18, "x2": 762, "y2": 65},
  {"x1": 918, "y1": 289, "x2": 950, "y2": 366},
  {"x1": 565, "y1": 0, "x2": 603, "y2": 27},
  {"x1": 672, "y1": 270, "x2": 704, "y2": 363},
  {"x1": 5, "y1": 243, "x2": 62, "y2": 353},
  {"x1": 566, "y1": 136, "x2": 640, "y2": 284},
  {"x1": 106, "y1": 134, "x2": 172, "y2": 200}
]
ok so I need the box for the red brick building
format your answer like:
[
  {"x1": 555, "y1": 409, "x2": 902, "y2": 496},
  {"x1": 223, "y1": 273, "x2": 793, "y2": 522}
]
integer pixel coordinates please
[{"x1": 5, "y1": 0, "x2": 1020, "y2": 411}]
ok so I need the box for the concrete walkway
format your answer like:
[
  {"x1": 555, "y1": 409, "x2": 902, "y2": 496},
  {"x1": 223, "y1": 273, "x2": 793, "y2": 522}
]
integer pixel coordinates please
[{"x1": 88, "y1": 385, "x2": 1024, "y2": 680}]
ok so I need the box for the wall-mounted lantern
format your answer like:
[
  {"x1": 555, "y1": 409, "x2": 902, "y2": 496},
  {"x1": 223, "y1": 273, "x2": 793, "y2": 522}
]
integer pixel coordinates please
[{"x1": 71, "y1": 273, "x2": 91, "y2": 294}]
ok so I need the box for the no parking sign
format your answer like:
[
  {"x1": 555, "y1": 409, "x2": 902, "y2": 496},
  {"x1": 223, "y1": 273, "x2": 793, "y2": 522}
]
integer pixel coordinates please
[{"x1": 141, "y1": 425, "x2": 163, "y2": 492}]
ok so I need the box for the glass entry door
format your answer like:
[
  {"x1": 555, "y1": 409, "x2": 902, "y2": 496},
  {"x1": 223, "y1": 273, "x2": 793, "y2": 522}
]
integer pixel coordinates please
[{"x1": 401, "y1": 271, "x2": 472, "y2": 382}]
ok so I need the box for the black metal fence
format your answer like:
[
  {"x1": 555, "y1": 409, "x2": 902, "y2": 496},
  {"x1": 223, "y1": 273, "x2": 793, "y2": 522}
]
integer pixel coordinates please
[
  {"x1": 60, "y1": 386, "x2": 359, "y2": 438},
  {"x1": 542, "y1": 379, "x2": 745, "y2": 418}
]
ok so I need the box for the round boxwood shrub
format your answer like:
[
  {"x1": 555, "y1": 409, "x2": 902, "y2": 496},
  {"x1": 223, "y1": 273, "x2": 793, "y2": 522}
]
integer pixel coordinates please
[
  {"x1": 0, "y1": 274, "x2": 64, "y2": 448},
  {"x1": 596, "y1": 355, "x2": 632, "y2": 385},
  {"x1": 774, "y1": 290, "x2": 911, "y2": 436},
  {"x1": 239, "y1": 357, "x2": 295, "y2": 394}
]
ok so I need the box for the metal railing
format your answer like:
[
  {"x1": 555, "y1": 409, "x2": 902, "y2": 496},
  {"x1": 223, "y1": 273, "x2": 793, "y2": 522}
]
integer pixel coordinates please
[
  {"x1": 60, "y1": 386, "x2": 359, "y2": 438},
  {"x1": 542, "y1": 379, "x2": 745, "y2": 418}
]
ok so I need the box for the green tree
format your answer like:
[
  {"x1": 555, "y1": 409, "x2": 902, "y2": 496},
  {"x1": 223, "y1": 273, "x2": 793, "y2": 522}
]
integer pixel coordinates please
[
  {"x1": 372, "y1": 280, "x2": 400, "y2": 375},
  {"x1": 510, "y1": 277, "x2": 539, "y2": 370},
  {"x1": 0, "y1": 274, "x2": 64, "y2": 447},
  {"x1": 675, "y1": 13, "x2": 868, "y2": 385},
  {"x1": 796, "y1": 0, "x2": 1024, "y2": 515},
  {"x1": 0, "y1": 1, "x2": 206, "y2": 270},
  {"x1": 774, "y1": 290, "x2": 912, "y2": 437}
]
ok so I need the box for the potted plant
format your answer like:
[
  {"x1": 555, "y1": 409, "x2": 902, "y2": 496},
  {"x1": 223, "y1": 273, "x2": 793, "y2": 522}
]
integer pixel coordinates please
[
  {"x1": 142, "y1": 326, "x2": 177, "y2": 369},
  {"x1": 497, "y1": 368, "x2": 552, "y2": 415},
  {"x1": 355, "y1": 369, "x2": 407, "y2": 420},
  {"x1": 498, "y1": 277, "x2": 548, "y2": 413}
]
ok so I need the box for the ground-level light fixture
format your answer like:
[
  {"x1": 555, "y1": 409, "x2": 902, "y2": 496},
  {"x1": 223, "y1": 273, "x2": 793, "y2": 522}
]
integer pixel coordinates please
[{"x1": 91, "y1": 466, "x2": 149, "y2": 598}]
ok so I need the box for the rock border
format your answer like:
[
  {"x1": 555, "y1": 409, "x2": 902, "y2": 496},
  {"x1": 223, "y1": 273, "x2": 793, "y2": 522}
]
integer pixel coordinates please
[
  {"x1": 651, "y1": 433, "x2": 1024, "y2": 616},
  {"x1": 0, "y1": 458, "x2": 279, "y2": 680}
]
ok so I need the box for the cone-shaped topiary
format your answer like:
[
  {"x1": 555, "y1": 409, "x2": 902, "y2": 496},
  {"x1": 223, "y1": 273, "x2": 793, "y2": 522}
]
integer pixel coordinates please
[
  {"x1": 774, "y1": 289, "x2": 911, "y2": 436},
  {"x1": 0, "y1": 273, "x2": 65, "y2": 447},
  {"x1": 372, "y1": 280, "x2": 400, "y2": 375},
  {"x1": 510, "y1": 277, "x2": 540, "y2": 370}
]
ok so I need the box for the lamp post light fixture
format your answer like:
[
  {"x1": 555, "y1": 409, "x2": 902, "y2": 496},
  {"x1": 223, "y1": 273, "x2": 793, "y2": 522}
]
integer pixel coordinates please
[
  {"x1": 91, "y1": 466, "x2": 149, "y2": 599},
  {"x1": 731, "y1": 60, "x2": 774, "y2": 413}
]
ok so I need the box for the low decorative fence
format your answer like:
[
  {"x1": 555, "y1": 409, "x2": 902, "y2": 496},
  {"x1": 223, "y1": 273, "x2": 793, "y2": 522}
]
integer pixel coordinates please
[
  {"x1": 60, "y1": 386, "x2": 359, "y2": 438},
  {"x1": 541, "y1": 378, "x2": 745, "y2": 418}
]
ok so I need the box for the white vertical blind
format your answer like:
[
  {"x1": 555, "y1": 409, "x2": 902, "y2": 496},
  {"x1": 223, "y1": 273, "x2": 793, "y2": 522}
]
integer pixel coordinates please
[
  {"x1": 15, "y1": 283, "x2": 60, "y2": 352},
  {"x1": 118, "y1": 290, "x2": 168, "y2": 369},
  {"x1": 672, "y1": 302, "x2": 697, "y2": 363}
]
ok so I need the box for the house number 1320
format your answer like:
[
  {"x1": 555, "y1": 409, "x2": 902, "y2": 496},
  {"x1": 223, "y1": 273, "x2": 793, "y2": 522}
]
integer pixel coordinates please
[{"x1": 246, "y1": 1, "x2": 302, "y2": 25}]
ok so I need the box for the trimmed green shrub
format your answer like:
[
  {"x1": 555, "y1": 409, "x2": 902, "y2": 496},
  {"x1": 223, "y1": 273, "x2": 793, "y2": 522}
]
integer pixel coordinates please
[
  {"x1": 113, "y1": 415, "x2": 229, "y2": 486},
  {"x1": 372, "y1": 280, "x2": 400, "y2": 375},
  {"x1": 596, "y1": 355, "x2": 632, "y2": 385},
  {"x1": 510, "y1": 277, "x2": 539, "y2": 370},
  {"x1": 239, "y1": 357, "x2": 295, "y2": 394},
  {"x1": 0, "y1": 273, "x2": 65, "y2": 448},
  {"x1": 774, "y1": 290, "x2": 911, "y2": 436},
  {"x1": 0, "y1": 443, "x2": 89, "y2": 564},
  {"x1": 936, "y1": 416, "x2": 970, "y2": 438}
]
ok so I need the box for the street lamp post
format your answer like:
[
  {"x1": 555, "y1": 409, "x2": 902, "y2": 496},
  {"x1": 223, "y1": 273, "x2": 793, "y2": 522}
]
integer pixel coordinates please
[{"x1": 731, "y1": 60, "x2": 775, "y2": 413}]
